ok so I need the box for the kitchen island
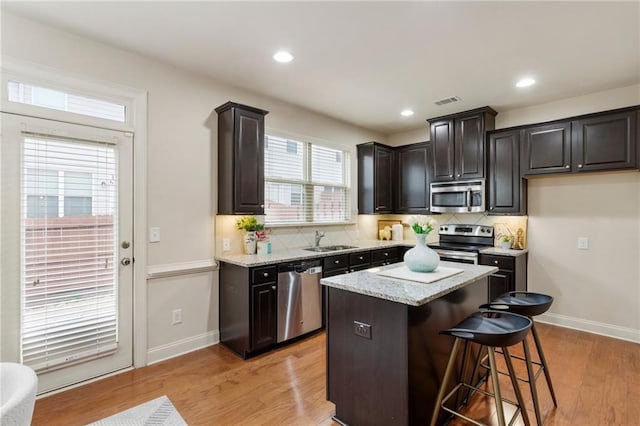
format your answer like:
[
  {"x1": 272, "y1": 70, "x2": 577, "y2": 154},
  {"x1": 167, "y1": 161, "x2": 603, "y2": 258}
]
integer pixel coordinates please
[{"x1": 321, "y1": 261, "x2": 498, "y2": 425}]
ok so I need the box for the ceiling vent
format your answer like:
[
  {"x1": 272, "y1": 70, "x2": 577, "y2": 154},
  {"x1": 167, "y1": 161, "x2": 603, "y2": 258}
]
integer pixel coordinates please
[{"x1": 434, "y1": 96, "x2": 462, "y2": 106}]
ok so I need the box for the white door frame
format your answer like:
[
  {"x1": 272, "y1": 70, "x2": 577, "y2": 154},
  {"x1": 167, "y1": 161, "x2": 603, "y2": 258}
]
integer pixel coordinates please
[{"x1": 1, "y1": 57, "x2": 149, "y2": 370}]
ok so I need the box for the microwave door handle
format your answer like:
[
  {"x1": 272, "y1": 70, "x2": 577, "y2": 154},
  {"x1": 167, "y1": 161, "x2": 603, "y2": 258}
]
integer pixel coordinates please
[{"x1": 466, "y1": 189, "x2": 472, "y2": 212}]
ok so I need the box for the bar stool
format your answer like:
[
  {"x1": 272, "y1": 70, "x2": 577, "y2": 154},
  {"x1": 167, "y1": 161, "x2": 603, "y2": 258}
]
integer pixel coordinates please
[
  {"x1": 479, "y1": 291, "x2": 558, "y2": 426},
  {"x1": 430, "y1": 311, "x2": 532, "y2": 426}
]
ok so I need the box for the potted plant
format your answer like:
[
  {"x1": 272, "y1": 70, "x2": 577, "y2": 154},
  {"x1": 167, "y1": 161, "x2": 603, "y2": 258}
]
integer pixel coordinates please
[
  {"x1": 403, "y1": 216, "x2": 439, "y2": 272},
  {"x1": 236, "y1": 216, "x2": 264, "y2": 254},
  {"x1": 501, "y1": 235, "x2": 512, "y2": 250}
]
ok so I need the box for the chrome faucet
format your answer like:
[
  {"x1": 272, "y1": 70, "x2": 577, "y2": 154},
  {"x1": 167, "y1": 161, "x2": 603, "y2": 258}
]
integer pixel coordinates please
[{"x1": 314, "y1": 230, "x2": 325, "y2": 247}]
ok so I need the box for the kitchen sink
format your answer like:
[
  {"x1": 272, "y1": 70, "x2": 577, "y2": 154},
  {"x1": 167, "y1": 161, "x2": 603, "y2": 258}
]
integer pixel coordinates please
[{"x1": 304, "y1": 245, "x2": 358, "y2": 252}]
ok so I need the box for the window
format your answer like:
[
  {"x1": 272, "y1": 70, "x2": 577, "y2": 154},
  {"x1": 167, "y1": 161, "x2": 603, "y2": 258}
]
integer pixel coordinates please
[
  {"x1": 24, "y1": 168, "x2": 96, "y2": 218},
  {"x1": 264, "y1": 135, "x2": 351, "y2": 224},
  {"x1": 7, "y1": 81, "x2": 126, "y2": 123}
]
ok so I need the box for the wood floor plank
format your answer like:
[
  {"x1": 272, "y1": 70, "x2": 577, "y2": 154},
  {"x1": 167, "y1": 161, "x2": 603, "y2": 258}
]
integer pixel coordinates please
[{"x1": 32, "y1": 324, "x2": 639, "y2": 425}]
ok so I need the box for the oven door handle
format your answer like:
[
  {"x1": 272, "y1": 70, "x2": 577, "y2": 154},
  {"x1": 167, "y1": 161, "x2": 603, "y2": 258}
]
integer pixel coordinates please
[{"x1": 434, "y1": 250, "x2": 478, "y2": 264}]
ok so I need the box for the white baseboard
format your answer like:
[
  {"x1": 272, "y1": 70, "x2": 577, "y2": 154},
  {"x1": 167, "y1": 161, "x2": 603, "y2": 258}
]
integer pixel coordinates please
[
  {"x1": 146, "y1": 330, "x2": 220, "y2": 365},
  {"x1": 537, "y1": 312, "x2": 640, "y2": 344}
]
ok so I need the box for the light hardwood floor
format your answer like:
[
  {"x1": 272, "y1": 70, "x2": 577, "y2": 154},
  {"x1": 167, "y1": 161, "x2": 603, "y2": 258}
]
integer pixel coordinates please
[{"x1": 33, "y1": 323, "x2": 639, "y2": 425}]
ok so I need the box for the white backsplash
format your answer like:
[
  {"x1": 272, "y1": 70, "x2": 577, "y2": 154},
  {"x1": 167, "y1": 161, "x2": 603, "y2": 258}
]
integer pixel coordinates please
[{"x1": 216, "y1": 213, "x2": 527, "y2": 255}]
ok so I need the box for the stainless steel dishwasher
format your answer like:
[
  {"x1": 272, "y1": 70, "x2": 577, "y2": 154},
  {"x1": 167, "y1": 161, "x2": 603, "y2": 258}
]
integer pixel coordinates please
[{"x1": 277, "y1": 259, "x2": 323, "y2": 343}]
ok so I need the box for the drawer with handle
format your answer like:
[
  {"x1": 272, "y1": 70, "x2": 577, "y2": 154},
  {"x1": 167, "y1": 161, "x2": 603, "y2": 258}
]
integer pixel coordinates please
[
  {"x1": 479, "y1": 254, "x2": 515, "y2": 271},
  {"x1": 371, "y1": 247, "x2": 400, "y2": 264},
  {"x1": 324, "y1": 254, "x2": 350, "y2": 272},
  {"x1": 349, "y1": 251, "x2": 371, "y2": 268},
  {"x1": 251, "y1": 266, "x2": 277, "y2": 284}
]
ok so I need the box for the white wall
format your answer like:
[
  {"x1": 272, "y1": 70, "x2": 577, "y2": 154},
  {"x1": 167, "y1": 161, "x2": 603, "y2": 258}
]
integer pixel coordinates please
[{"x1": 0, "y1": 11, "x2": 384, "y2": 362}]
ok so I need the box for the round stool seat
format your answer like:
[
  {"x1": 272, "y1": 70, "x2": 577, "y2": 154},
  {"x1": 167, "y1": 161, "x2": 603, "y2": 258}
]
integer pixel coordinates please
[
  {"x1": 481, "y1": 291, "x2": 553, "y2": 317},
  {"x1": 442, "y1": 310, "x2": 532, "y2": 348}
]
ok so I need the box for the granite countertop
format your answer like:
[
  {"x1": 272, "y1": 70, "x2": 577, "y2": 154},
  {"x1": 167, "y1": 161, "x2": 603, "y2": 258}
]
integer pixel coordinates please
[
  {"x1": 215, "y1": 240, "x2": 528, "y2": 267},
  {"x1": 479, "y1": 247, "x2": 528, "y2": 257},
  {"x1": 320, "y1": 261, "x2": 498, "y2": 306}
]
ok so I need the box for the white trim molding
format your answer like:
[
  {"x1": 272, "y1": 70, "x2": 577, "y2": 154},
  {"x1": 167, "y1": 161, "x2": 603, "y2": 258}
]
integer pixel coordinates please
[
  {"x1": 147, "y1": 330, "x2": 220, "y2": 365},
  {"x1": 146, "y1": 259, "x2": 218, "y2": 280},
  {"x1": 537, "y1": 312, "x2": 640, "y2": 344}
]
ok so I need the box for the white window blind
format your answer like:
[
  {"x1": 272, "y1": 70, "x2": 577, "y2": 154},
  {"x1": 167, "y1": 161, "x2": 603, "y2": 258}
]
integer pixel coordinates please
[
  {"x1": 21, "y1": 135, "x2": 119, "y2": 372},
  {"x1": 264, "y1": 135, "x2": 351, "y2": 224},
  {"x1": 8, "y1": 81, "x2": 126, "y2": 123}
]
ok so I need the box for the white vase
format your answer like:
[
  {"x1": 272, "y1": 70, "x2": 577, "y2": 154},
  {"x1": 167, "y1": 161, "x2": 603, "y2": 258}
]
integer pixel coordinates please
[
  {"x1": 243, "y1": 231, "x2": 257, "y2": 254},
  {"x1": 403, "y1": 233, "x2": 440, "y2": 272}
]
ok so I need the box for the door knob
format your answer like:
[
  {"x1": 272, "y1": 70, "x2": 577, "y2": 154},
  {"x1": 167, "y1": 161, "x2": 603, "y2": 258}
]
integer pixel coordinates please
[{"x1": 121, "y1": 258, "x2": 131, "y2": 266}]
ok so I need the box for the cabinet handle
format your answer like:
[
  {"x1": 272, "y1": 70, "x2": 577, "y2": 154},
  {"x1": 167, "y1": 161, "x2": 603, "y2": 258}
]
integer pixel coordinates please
[
  {"x1": 384, "y1": 253, "x2": 388, "y2": 256},
  {"x1": 449, "y1": 174, "x2": 453, "y2": 178},
  {"x1": 565, "y1": 165, "x2": 570, "y2": 169},
  {"x1": 494, "y1": 260, "x2": 499, "y2": 264},
  {"x1": 271, "y1": 285, "x2": 276, "y2": 290},
  {"x1": 578, "y1": 164, "x2": 583, "y2": 168},
  {"x1": 335, "y1": 260, "x2": 340, "y2": 264},
  {"x1": 359, "y1": 256, "x2": 363, "y2": 260},
  {"x1": 263, "y1": 272, "x2": 269, "y2": 277},
  {"x1": 260, "y1": 204, "x2": 264, "y2": 208},
  {"x1": 490, "y1": 206, "x2": 494, "y2": 210},
  {"x1": 457, "y1": 174, "x2": 461, "y2": 177}
]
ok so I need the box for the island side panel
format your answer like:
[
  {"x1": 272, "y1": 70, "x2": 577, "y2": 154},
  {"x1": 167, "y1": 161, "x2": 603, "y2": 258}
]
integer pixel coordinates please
[
  {"x1": 407, "y1": 277, "x2": 488, "y2": 424},
  {"x1": 327, "y1": 287, "x2": 409, "y2": 425}
]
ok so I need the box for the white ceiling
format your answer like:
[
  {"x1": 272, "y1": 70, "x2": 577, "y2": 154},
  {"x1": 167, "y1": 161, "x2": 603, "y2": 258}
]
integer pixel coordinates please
[{"x1": 4, "y1": 1, "x2": 639, "y2": 134}]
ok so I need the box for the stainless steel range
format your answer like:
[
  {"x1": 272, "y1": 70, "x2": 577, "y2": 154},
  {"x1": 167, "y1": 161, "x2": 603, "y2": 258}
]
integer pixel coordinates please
[{"x1": 428, "y1": 224, "x2": 494, "y2": 264}]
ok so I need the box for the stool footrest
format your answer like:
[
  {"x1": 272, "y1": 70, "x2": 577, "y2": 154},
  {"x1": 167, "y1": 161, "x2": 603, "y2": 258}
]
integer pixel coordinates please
[
  {"x1": 480, "y1": 351, "x2": 545, "y2": 383},
  {"x1": 440, "y1": 382, "x2": 522, "y2": 426}
]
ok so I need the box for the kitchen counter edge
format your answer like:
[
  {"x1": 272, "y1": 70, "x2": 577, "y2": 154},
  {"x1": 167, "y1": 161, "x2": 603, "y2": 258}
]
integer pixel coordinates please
[{"x1": 320, "y1": 261, "x2": 498, "y2": 306}]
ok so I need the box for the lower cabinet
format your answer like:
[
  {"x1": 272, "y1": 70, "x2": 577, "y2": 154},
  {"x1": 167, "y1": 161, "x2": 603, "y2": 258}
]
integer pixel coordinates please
[
  {"x1": 370, "y1": 247, "x2": 400, "y2": 267},
  {"x1": 250, "y1": 282, "x2": 277, "y2": 351},
  {"x1": 219, "y1": 262, "x2": 277, "y2": 358},
  {"x1": 478, "y1": 253, "x2": 527, "y2": 302}
]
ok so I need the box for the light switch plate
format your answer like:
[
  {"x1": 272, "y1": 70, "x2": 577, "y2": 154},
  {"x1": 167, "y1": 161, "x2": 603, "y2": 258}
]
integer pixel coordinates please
[
  {"x1": 577, "y1": 237, "x2": 589, "y2": 250},
  {"x1": 222, "y1": 238, "x2": 231, "y2": 252},
  {"x1": 150, "y1": 227, "x2": 161, "y2": 243}
]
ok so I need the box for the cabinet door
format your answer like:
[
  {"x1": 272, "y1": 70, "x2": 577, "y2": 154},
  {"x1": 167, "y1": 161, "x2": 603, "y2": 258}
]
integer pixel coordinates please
[
  {"x1": 374, "y1": 145, "x2": 394, "y2": 213},
  {"x1": 455, "y1": 113, "x2": 485, "y2": 179},
  {"x1": 234, "y1": 109, "x2": 265, "y2": 214},
  {"x1": 522, "y1": 121, "x2": 572, "y2": 175},
  {"x1": 487, "y1": 271, "x2": 513, "y2": 302},
  {"x1": 431, "y1": 119, "x2": 455, "y2": 181},
  {"x1": 488, "y1": 130, "x2": 525, "y2": 215},
  {"x1": 572, "y1": 110, "x2": 637, "y2": 172},
  {"x1": 251, "y1": 283, "x2": 277, "y2": 350},
  {"x1": 396, "y1": 142, "x2": 432, "y2": 214}
]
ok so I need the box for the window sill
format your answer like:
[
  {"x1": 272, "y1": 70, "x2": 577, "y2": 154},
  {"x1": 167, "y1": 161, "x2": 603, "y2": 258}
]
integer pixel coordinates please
[{"x1": 265, "y1": 221, "x2": 357, "y2": 228}]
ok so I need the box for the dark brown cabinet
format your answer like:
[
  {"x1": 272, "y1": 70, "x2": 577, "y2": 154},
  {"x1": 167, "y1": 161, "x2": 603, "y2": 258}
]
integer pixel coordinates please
[
  {"x1": 370, "y1": 247, "x2": 400, "y2": 267},
  {"x1": 521, "y1": 121, "x2": 572, "y2": 175},
  {"x1": 487, "y1": 129, "x2": 527, "y2": 215},
  {"x1": 219, "y1": 262, "x2": 277, "y2": 358},
  {"x1": 522, "y1": 107, "x2": 638, "y2": 176},
  {"x1": 357, "y1": 142, "x2": 394, "y2": 214},
  {"x1": 479, "y1": 253, "x2": 527, "y2": 302},
  {"x1": 395, "y1": 142, "x2": 433, "y2": 214},
  {"x1": 572, "y1": 110, "x2": 637, "y2": 172},
  {"x1": 429, "y1": 107, "x2": 497, "y2": 182},
  {"x1": 215, "y1": 101, "x2": 269, "y2": 215}
]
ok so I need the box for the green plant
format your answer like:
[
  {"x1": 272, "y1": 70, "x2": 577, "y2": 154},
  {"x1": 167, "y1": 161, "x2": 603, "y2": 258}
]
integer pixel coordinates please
[
  {"x1": 501, "y1": 235, "x2": 512, "y2": 242},
  {"x1": 236, "y1": 216, "x2": 264, "y2": 232}
]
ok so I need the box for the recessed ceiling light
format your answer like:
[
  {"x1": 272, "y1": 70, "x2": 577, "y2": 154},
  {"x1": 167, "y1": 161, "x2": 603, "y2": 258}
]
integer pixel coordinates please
[
  {"x1": 401, "y1": 109, "x2": 414, "y2": 117},
  {"x1": 516, "y1": 77, "x2": 536, "y2": 88},
  {"x1": 273, "y1": 51, "x2": 294, "y2": 63}
]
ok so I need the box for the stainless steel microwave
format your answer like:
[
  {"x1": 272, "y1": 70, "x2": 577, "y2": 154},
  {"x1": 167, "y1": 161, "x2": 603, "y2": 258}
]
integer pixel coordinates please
[{"x1": 430, "y1": 180, "x2": 486, "y2": 213}]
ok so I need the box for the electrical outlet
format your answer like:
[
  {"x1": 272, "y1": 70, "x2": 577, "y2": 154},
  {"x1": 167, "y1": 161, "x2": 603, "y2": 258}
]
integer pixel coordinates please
[
  {"x1": 150, "y1": 227, "x2": 161, "y2": 243},
  {"x1": 353, "y1": 321, "x2": 371, "y2": 340},
  {"x1": 172, "y1": 309, "x2": 182, "y2": 325},
  {"x1": 577, "y1": 237, "x2": 589, "y2": 250},
  {"x1": 222, "y1": 238, "x2": 231, "y2": 252}
]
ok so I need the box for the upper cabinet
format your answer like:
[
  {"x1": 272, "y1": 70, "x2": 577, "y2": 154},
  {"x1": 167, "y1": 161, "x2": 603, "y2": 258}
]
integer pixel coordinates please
[
  {"x1": 522, "y1": 107, "x2": 638, "y2": 176},
  {"x1": 357, "y1": 142, "x2": 394, "y2": 214},
  {"x1": 429, "y1": 107, "x2": 497, "y2": 182},
  {"x1": 521, "y1": 121, "x2": 572, "y2": 175},
  {"x1": 487, "y1": 129, "x2": 526, "y2": 215},
  {"x1": 216, "y1": 102, "x2": 269, "y2": 215},
  {"x1": 395, "y1": 142, "x2": 433, "y2": 214},
  {"x1": 572, "y1": 110, "x2": 637, "y2": 172}
]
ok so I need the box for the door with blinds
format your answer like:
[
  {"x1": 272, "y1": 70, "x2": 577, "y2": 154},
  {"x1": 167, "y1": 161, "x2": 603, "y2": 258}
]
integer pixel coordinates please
[{"x1": 1, "y1": 113, "x2": 133, "y2": 393}]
